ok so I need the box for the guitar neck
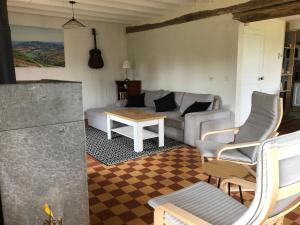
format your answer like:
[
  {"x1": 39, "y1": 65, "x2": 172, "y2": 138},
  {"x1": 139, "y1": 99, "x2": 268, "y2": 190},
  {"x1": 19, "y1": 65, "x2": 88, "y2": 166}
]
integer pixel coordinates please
[
  {"x1": 92, "y1": 28, "x2": 98, "y2": 49},
  {"x1": 94, "y1": 35, "x2": 98, "y2": 49}
]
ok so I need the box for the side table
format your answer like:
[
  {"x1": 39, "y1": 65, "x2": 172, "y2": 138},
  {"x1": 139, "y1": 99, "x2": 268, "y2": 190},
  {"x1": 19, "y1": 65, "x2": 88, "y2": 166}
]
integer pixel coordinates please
[{"x1": 202, "y1": 160, "x2": 253, "y2": 204}]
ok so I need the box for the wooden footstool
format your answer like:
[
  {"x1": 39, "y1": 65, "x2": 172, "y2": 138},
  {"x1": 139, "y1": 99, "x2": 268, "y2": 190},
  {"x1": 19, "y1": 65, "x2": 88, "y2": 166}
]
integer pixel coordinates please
[{"x1": 202, "y1": 160, "x2": 251, "y2": 204}]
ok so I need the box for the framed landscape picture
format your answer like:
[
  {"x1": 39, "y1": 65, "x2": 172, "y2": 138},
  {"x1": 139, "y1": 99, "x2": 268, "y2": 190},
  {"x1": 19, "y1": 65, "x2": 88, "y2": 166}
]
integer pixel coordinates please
[{"x1": 11, "y1": 25, "x2": 65, "y2": 67}]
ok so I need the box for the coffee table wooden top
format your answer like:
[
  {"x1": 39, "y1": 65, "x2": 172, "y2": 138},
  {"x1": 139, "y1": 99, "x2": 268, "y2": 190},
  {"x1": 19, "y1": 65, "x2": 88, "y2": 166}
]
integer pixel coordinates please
[{"x1": 106, "y1": 109, "x2": 166, "y2": 122}]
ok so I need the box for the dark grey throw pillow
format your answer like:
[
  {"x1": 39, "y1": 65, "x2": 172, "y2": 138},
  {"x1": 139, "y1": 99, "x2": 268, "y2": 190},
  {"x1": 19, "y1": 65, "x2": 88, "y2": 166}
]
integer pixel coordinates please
[
  {"x1": 154, "y1": 92, "x2": 177, "y2": 112},
  {"x1": 181, "y1": 101, "x2": 211, "y2": 117},
  {"x1": 126, "y1": 93, "x2": 145, "y2": 107}
]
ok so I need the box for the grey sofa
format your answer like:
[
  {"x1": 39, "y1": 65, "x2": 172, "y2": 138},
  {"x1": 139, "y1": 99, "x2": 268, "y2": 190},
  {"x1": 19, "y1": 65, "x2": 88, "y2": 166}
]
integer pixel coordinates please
[{"x1": 85, "y1": 90, "x2": 234, "y2": 146}]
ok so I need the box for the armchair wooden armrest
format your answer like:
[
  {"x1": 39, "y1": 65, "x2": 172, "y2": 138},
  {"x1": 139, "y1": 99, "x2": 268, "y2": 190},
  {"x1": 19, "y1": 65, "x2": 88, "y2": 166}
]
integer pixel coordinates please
[
  {"x1": 201, "y1": 127, "x2": 239, "y2": 140},
  {"x1": 220, "y1": 177, "x2": 256, "y2": 192},
  {"x1": 216, "y1": 141, "x2": 261, "y2": 160},
  {"x1": 154, "y1": 203, "x2": 211, "y2": 225},
  {"x1": 269, "y1": 131, "x2": 279, "y2": 138}
]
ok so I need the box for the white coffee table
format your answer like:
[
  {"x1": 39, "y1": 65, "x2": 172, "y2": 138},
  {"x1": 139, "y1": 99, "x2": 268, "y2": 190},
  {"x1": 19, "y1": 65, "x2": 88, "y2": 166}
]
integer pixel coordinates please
[{"x1": 105, "y1": 109, "x2": 166, "y2": 152}]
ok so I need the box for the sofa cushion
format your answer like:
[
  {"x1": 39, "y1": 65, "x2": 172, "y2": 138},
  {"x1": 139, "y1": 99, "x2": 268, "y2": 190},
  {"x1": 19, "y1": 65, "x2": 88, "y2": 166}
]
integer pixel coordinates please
[
  {"x1": 144, "y1": 90, "x2": 163, "y2": 107},
  {"x1": 85, "y1": 106, "x2": 121, "y2": 132},
  {"x1": 126, "y1": 93, "x2": 145, "y2": 107},
  {"x1": 213, "y1": 96, "x2": 222, "y2": 110},
  {"x1": 161, "y1": 91, "x2": 185, "y2": 108},
  {"x1": 174, "y1": 92, "x2": 185, "y2": 108},
  {"x1": 181, "y1": 102, "x2": 212, "y2": 117},
  {"x1": 86, "y1": 106, "x2": 119, "y2": 117},
  {"x1": 165, "y1": 111, "x2": 184, "y2": 130},
  {"x1": 180, "y1": 93, "x2": 214, "y2": 113},
  {"x1": 154, "y1": 92, "x2": 177, "y2": 112},
  {"x1": 86, "y1": 106, "x2": 154, "y2": 132},
  {"x1": 146, "y1": 126, "x2": 184, "y2": 142}
]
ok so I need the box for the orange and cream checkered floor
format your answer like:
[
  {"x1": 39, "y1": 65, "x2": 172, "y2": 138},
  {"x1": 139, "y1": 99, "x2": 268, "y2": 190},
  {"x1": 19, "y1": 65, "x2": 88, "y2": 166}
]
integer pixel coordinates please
[{"x1": 87, "y1": 146, "x2": 300, "y2": 225}]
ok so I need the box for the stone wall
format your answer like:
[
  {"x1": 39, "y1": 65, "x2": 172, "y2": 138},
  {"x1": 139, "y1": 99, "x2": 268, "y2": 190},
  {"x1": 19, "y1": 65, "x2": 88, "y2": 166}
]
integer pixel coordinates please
[{"x1": 0, "y1": 81, "x2": 89, "y2": 225}]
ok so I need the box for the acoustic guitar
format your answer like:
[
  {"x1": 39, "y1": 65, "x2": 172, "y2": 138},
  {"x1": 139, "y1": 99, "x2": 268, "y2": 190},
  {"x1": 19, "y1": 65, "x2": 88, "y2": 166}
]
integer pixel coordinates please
[{"x1": 88, "y1": 28, "x2": 104, "y2": 69}]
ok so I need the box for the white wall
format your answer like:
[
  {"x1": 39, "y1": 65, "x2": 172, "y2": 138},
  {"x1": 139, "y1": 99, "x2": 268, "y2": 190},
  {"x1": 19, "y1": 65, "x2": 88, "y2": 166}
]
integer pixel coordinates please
[
  {"x1": 9, "y1": 12, "x2": 127, "y2": 111},
  {"x1": 235, "y1": 19, "x2": 285, "y2": 125},
  {"x1": 127, "y1": 15, "x2": 240, "y2": 111}
]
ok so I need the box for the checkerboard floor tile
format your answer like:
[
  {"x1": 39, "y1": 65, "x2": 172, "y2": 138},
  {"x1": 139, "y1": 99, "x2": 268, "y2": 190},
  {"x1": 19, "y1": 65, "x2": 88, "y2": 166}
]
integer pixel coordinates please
[{"x1": 87, "y1": 146, "x2": 300, "y2": 225}]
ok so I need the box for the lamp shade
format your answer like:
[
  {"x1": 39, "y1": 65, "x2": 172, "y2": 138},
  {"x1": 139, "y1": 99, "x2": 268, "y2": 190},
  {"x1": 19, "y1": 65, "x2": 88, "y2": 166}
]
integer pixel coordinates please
[
  {"x1": 62, "y1": 1, "x2": 86, "y2": 29},
  {"x1": 122, "y1": 60, "x2": 131, "y2": 69},
  {"x1": 62, "y1": 18, "x2": 85, "y2": 29}
]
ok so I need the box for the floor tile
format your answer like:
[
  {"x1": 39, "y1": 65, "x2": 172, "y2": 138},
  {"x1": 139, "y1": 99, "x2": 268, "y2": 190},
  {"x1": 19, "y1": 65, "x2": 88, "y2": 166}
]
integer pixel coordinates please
[{"x1": 87, "y1": 146, "x2": 300, "y2": 225}]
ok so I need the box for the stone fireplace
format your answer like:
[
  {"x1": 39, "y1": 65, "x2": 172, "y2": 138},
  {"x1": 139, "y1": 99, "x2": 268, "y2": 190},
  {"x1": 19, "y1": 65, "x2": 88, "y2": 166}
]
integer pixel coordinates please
[
  {"x1": 0, "y1": 1, "x2": 89, "y2": 224},
  {"x1": 0, "y1": 81, "x2": 89, "y2": 225}
]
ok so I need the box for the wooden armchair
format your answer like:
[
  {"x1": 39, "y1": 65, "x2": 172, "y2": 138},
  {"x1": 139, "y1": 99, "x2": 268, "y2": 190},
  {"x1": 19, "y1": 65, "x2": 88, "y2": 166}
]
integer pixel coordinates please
[
  {"x1": 197, "y1": 91, "x2": 283, "y2": 176},
  {"x1": 150, "y1": 131, "x2": 300, "y2": 225}
]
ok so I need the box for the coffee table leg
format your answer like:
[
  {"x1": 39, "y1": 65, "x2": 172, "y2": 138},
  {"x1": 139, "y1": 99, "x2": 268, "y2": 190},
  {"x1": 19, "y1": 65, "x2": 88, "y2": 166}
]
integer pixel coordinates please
[
  {"x1": 158, "y1": 119, "x2": 164, "y2": 147},
  {"x1": 134, "y1": 125, "x2": 143, "y2": 152},
  {"x1": 107, "y1": 115, "x2": 112, "y2": 140}
]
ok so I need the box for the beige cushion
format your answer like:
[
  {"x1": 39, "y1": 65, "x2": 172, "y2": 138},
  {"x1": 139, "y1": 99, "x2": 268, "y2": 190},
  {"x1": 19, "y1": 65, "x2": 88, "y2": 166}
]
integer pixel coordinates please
[
  {"x1": 196, "y1": 140, "x2": 253, "y2": 163},
  {"x1": 149, "y1": 182, "x2": 247, "y2": 225},
  {"x1": 236, "y1": 92, "x2": 279, "y2": 162}
]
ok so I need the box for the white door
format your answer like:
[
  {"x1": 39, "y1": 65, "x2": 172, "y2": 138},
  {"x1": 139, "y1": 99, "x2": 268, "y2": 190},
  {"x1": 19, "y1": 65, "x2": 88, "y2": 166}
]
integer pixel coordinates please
[{"x1": 236, "y1": 29, "x2": 264, "y2": 125}]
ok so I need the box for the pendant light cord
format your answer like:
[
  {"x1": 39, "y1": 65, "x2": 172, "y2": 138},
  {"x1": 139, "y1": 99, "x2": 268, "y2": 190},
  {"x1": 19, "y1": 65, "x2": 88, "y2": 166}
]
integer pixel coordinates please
[
  {"x1": 70, "y1": 1, "x2": 76, "y2": 19},
  {"x1": 72, "y1": 3, "x2": 74, "y2": 19}
]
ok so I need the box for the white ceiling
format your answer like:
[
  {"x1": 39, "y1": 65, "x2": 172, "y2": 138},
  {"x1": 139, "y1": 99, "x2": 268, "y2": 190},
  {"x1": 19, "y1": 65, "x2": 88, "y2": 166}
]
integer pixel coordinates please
[{"x1": 7, "y1": 0, "x2": 197, "y2": 25}]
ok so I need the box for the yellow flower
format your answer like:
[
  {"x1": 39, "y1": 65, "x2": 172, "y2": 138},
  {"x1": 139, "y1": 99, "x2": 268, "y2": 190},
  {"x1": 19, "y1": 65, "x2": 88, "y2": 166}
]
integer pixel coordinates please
[{"x1": 44, "y1": 203, "x2": 54, "y2": 218}]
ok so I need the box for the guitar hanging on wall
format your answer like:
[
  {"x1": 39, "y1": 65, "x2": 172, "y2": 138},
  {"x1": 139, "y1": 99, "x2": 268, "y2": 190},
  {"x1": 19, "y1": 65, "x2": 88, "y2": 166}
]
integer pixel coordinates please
[{"x1": 88, "y1": 28, "x2": 104, "y2": 69}]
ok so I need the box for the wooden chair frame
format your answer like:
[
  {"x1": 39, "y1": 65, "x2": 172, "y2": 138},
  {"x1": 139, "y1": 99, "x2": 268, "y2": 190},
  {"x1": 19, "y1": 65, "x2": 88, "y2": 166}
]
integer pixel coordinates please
[
  {"x1": 154, "y1": 145, "x2": 300, "y2": 225},
  {"x1": 200, "y1": 98, "x2": 283, "y2": 177}
]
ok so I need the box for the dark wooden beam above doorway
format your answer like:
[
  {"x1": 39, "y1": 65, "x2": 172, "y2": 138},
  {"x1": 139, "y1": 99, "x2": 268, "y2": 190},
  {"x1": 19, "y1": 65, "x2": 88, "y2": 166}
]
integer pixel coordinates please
[
  {"x1": 233, "y1": 1, "x2": 300, "y2": 23},
  {"x1": 126, "y1": 0, "x2": 299, "y2": 34}
]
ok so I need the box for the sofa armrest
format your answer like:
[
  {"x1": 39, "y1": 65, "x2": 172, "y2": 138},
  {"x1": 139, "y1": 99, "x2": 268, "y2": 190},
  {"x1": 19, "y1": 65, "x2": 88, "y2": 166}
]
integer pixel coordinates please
[{"x1": 184, "y1": 110, "x2": 233, "y2": 146}]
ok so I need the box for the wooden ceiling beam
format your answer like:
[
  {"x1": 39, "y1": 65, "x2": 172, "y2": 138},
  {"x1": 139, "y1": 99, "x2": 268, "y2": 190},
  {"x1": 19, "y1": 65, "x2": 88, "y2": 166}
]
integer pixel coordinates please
[
  {"x1": 53, "y1": 0, "x2": 169, "y2": 15},
  {"x1": 233, "y1": 1, "x2": 300, "y2": 22},
  {"x1": 7, "y1": 1, "x2": 145, "y2": 22},
  {"x1": 9, "y1": 0, "x2": 161, "y2": 18},
  {"x1": 107, "y1": 0, "x2": 186, "y2": 10},
  {"x1": 8, "y1": 7, "x2": 133, "y2": 25},
  {"x1": 152, "y1": 0, "x2": 194, "y2": 6},
  {"x1": 126, "y1": 0, "x2": 298, "y2": 33},
  {"x1": 8, "y1": 6, "x2": 136, "y2": 24},
  {"x1": 7, "y1": 0, "x2": 198, "y2": 25}
]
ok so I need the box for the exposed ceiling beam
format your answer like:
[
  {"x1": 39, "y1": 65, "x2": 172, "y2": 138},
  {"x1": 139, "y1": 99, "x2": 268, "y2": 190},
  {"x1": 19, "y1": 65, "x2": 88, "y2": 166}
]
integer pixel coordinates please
[
  {"x1": 233, "y1": 1, "x2": 300, "y2": 22},
  {"x1": 53, "y1": 0, "x2": 169, "y2": 15},
  {"x1": 8, "y1": 2, "x2": 145, "y2": 23},
  {"x1": 8, "y1": 6, "x2": 135, "y2": 25},
  {"x1": 126, "y1": 0, "x2": 298, "y2": 33},
  {"x1": 152, "y1": 0, "x2": 194, "y2": 6},
  {"x1": 8, "y1": 0, "x2": 199, "y2": 25},
  {"x1": 8, "y1": 0, "x2": 160, "y2": 19},
  {"x1": 105, "y1": 0, "x2": 186, "y2": 10}
]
